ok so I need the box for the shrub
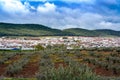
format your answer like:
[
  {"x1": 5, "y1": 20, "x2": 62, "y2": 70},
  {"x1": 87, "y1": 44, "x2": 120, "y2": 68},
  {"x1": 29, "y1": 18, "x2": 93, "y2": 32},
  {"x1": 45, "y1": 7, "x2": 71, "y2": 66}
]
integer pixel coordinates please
[{"x1": 37, "y1": 62, "x2": 99, "y2": 80}]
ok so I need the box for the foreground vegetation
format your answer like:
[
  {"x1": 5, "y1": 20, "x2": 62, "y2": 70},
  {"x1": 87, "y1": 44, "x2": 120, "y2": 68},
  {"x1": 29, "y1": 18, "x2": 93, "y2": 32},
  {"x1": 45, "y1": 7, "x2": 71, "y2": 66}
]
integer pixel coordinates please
[{"x1": 0, "y1": 45, "x2": 120, "y2": 80}]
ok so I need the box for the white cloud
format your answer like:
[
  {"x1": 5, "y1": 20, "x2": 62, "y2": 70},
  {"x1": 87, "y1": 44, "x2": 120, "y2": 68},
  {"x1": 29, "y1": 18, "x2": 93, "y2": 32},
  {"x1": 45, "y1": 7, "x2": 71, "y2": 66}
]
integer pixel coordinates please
[
  {"x1": 0, "y1": 0, "x2": 29, "y2": 15},
  {"x1": 37, "y1": 2, "x2": 56, "y2": 13},
  {"x1": 99, "y1": 21, "x2": 120, "y2": 30},
  {"x1": 24, "y1": 1, "x2": 34, "y2": 9},
  {"x1": 0, "y1": 1, "x2": 120, "y2": 30}
]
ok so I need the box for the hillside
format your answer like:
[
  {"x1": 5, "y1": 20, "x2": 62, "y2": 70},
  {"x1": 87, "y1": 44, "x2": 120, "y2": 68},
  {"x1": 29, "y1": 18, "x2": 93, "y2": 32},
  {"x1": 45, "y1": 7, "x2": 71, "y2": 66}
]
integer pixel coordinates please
[
  {"x1": 63, "y1": 28, "x2": 99, "y2": 37},
  {"x1": 0, "y1": 23, "x2": 71, "y2": 36},
  {"x1": 94, "y1": 29, "x2": 120, "y2": 37},
  {"x1": 0, "y1": 23, "x2": 119, "y2": 37},
  {"x1": 63, "y1": 28, "x2": 120, "y2": 37}
]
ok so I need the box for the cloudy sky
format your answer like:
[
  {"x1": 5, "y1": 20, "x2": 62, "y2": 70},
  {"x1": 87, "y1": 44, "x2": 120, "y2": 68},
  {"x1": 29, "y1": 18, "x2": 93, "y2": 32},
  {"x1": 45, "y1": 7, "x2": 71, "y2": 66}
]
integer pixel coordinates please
[{"x1": 0, "y1": 0, "x2": 120, "y2": 30}]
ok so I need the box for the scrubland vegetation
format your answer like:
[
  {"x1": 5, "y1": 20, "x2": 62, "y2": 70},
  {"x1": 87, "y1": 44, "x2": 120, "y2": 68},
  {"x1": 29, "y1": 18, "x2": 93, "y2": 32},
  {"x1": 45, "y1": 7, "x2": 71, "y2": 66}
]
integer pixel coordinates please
[{"x1": 0, "y1": 45, "x2": 120, "y2": 80}]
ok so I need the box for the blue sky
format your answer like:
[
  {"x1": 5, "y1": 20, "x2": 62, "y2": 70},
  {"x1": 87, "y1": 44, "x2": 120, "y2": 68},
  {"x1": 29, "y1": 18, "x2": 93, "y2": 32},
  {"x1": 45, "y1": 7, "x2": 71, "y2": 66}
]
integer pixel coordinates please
[{"x1": 0, "y1": 0, "x2": 120, "y2": 30}]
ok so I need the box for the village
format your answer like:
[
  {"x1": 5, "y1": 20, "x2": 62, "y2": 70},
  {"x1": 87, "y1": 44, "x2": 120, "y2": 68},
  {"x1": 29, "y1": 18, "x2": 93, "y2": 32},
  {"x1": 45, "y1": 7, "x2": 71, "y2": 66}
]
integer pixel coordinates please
[{"x1": 0, "y1": 36, "x2": 120, "y2": 50}]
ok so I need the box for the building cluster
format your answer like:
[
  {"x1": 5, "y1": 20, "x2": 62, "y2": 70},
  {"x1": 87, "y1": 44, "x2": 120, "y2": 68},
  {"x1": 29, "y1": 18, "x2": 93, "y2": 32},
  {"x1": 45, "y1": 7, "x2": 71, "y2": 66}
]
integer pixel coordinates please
[{"x1": 0, "y1": 36, "x2": 120, "y2": 50}]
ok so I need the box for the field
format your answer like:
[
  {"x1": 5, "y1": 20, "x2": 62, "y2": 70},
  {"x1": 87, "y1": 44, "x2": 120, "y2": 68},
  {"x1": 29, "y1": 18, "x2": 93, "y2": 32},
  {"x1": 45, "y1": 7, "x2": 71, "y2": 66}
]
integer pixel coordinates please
[{"x1": 0, "y1": 45, "x2": 120, "y2": 80}]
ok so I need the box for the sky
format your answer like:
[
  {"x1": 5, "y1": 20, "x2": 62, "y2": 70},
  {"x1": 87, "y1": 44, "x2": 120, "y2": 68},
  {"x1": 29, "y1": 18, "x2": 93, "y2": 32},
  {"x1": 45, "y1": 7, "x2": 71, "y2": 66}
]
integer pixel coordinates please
[{"x1": 0, "y1": 0, "x2": 120, "y2": 30}]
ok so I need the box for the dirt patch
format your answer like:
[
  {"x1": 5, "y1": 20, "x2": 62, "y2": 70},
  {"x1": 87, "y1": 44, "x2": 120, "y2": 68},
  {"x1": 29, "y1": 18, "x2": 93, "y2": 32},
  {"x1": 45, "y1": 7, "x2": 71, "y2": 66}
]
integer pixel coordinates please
[
  {"x1": 14, "y1": 54, "x2": 40, "y2": 78},
  {"x1": 0, "y1": 55, "x2": 21, "y2": 76},
  {"x1": 0, "y1": 64, "x2": 8, "y2": 76},
  {"x1": 94, "y1": 67, "x2": 114, "y2": 76},
  {"x1": 87, "y1": 63, "x2": 120, "y2": 77},
  {"x1": 16, "y1": 62, "x2": 39, "y2": 78}
]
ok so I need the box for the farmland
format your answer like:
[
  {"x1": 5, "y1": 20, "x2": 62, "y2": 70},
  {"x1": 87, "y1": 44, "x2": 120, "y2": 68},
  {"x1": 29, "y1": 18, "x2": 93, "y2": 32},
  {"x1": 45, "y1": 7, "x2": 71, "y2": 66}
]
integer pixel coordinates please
[{"x1": 0, "y1": 45, "x2": 120, "y2": 80}]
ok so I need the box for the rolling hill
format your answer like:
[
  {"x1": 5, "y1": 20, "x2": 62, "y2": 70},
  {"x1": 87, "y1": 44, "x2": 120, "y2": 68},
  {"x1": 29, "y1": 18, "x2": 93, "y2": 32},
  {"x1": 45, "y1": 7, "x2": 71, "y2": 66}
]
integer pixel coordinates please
[
  {"x1": 0, "y1": 23, "x2": 119, "y2": 37},
  {"x1": 0, "y1": 23, "x2": 71, "y2": 36},
  {"x1": 63, "y1": 28, "x2": 99, "y2": 37},
  {"x1": 63, "y1": 28, "x2": 120, "y2": 37}
]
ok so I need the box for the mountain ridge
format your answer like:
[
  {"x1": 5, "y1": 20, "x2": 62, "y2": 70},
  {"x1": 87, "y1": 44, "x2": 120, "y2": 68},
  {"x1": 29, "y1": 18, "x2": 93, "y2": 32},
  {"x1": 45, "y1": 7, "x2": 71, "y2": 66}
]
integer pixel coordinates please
[{"x1": 0, "y1": 23, "x2": 119, "y2": 37}]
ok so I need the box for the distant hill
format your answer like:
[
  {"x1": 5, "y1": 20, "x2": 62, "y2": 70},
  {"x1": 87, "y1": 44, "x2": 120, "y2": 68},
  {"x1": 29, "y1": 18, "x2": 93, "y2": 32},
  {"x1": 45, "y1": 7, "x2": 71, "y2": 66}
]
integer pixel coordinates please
[
  {"x1": 0, "y1": 23, "x2": 119, "y2": 37},
  {"x1": 0, "y1": 23, "x2": 71, "y2": 36},
  {"x1": 94, "y1": 29, "x2": 120, "y2": 37},
  {"x1": 63, "y1": 28, "x2": 120, "y2": 37},
  {"x1": 63, "y1": 28, "x2": 99, "y2": 37}
]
